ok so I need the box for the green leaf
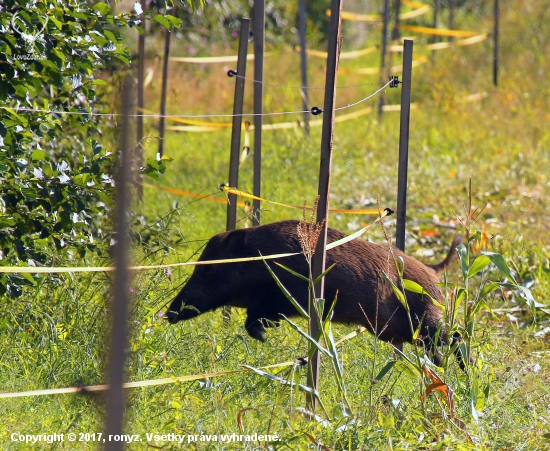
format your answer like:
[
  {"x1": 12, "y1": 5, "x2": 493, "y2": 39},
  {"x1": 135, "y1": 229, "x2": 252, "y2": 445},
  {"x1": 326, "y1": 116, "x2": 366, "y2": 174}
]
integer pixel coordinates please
[
  {"x1": 50, "y1": 16, "x2": 62, "y2": 30},
  {"x1": 381, "y1": 271, "x2": 408, "y2": 311},
  {"x1": 402, "y1": 279, "x2": 444, "y2": 309},
  {"x1": 323, "y1": 292, "x2": 339, "y2": 325},
  {"x1": 456, "y1": 244, "x2": 469, "y2": 281},
  {"x1": 373, "y1": 360, "x2": 397, "y2": 383},
  {"x1": 31, "y1": 150, "x2": 46, "y2": 161},
  {"x1": 281, "y1": 315, "x2": 332, "y2": 358},
  {"x1": 468, "y1": 254, "x2": 491, "y2": 278},
  {"x1": 480, "y1": 281, "x2": 500, "y2": 298},
  {"x1": 261, "y1": 257, "x2": 309, "y2": 319},
  {"x1": 20, "y1": 272, "x2": 37, "y2": 286},
  {"x1": 93, "y1": 3, "x2": 111, "y2": 16},
  {"x1": 242, "y1": 365, "x2": 319, "y2": 397},
  {"x1": 313, "y1": 262, "x2": 337, "y2": 286},
  {"x1": 482, "y1": 252, "x2": 517, "y2": 284},
  {"x1": 274, "y1": 262, "x2": 309, "y2": 283},
  {"x1": 153, "y1": 14, "x2": 172, "y2": 29},
  {"x1": 103, "y1": 29, "x2": 118, "y2": 43}
]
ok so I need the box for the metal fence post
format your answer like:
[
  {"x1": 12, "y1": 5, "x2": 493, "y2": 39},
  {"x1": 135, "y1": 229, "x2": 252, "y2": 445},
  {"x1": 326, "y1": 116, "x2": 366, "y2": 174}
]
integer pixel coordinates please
[
  {"x1": 308, "y1": 0, "x2": 343, "y2": 412},
  {"x1": 395, "y1": 40, "x2": 413, "y2": 252}
]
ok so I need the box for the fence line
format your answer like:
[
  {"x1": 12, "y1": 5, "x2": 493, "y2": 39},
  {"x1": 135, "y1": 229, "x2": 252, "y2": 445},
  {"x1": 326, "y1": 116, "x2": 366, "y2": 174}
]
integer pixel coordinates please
[
  {"x1": 140, "y1": 182, "x2": 383, "y2": 215},
  {"x1": 0, "y1": 362, "x2": 294, "y2": 400},
  {"x1": 0, "y1": 323, "x2": 372, "y2": 400},
  {"x1": 0, "y1": 80, "x2": 391, "y2": 120},
  {"x1": 0, "y1": 210, "x2": 392, "y2": 275}
]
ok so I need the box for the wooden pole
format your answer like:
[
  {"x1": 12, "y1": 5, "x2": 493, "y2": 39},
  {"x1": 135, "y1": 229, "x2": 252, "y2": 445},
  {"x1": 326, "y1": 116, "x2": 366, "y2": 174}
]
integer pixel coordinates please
[
  {"x1": 493, "y1": 0, "x2": 499, "y2": 86},
  {"x1": 299, "y1": 0, "x2": 310, "y2": 137},
  {"x1": 223, "y1": 18, "x2": 249, "y2": 323},
  {"x1": 395, "y1": 40, "x2": 413, "y2": 252},
  {"x1": 308, "y1": 0, "x2": 343, "y2": 411},
  {"x1": 378, "y1": 0, "x2": 390, "y2": 117},
  {"x1": 252, "y1": 1, "x2": 265, "y2": 227},
  {"x1": 157, "y1": 26, "x2": 171, "y2": 157},
  {"x1": 104, "y1": 76, "x2": 133, "y2": 451},
  {"x1": 392, "y1": 0, "x2": 402, "y2": 41},
  {"x1": 432, "y1": 0, "x2": 440, "y2": 61},
  {"x1": 136, "y1": 0, "x2": 146, "y2": 201},
  {"x1": 226, "y1": 18, "x2": 250, "y2": 231},
  {"x1": 449, "y1": 0, "x2": 455, "y2": 41}
]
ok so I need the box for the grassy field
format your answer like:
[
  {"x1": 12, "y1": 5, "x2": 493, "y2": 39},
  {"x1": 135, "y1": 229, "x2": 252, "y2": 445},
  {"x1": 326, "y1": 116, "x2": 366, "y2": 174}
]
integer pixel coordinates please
[{"x1": 1, "y1": 1, "x2": 550, "y2": 449}]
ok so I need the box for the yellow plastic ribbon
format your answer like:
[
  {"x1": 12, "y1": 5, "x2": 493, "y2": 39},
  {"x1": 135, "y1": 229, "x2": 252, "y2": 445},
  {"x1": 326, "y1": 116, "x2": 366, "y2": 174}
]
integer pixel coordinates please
[
  {"x1": 221, "y1": 186, "x2": 380, "y2": 215},
  {"x1": 396, "y1": 24, "x2": 479, "y2": 37},
  {"x1": 170, "y1": 53, "x2": 271, "y2": 64},
  {"x1": 0, "y1": 208, "x2": 392, "y2": 274},
  {"x1": 0, "y1": 361, "x2": 294, "y2": 399}
]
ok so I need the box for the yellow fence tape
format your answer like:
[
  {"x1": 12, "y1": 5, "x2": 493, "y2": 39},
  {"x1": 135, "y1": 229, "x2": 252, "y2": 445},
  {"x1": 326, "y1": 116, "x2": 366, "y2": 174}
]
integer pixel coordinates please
[
  {"x1": 141, "y1": 182, "x2": 247, "y2": 207},
  {"x1": 330, "y1": 0, "x2": 430, "y2": 22},
  {"x1": 165, "y1": 103, "x2": 407, "y2": 133},
  {"x1": 221, "y1": 186, "x2": 380, "y2": 215},
  {"x1": 0, "y1": 313, "x2": 380, "y2": 400},
  {"x1": 388, "y1": 33, "x2": 488, "y2": 52},
  {"x1": 170, "y1": 53, "x2": 271, "y2": 64},
  {"x1": 341, "y1": 55, "x2": 428, "y2": 75},
  {"x1": 0, "y1": 210, "x2": 392, "y2": 275},
  {"x1": 0, "y1": 362, "x2": 294, "y2": 399},
  {"x1": 396, "y1": 24, "x2": 479, "y2": 38},
  {"x1": 295, "y1": 45, "x2": 378, "y2": 60}
]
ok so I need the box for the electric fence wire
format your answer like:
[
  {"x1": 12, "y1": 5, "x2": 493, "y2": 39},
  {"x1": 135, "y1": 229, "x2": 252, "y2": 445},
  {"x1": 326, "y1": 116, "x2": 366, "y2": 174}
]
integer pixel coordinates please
[{"x1": 0, "y1": 80, "x2": 393, "y2": 120}]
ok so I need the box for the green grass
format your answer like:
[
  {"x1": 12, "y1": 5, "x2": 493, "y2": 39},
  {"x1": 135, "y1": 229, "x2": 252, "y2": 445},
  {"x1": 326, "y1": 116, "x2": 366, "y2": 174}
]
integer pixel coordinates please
[{"x1": 2, "y1": 1, "x2": 550, "y2": 449}]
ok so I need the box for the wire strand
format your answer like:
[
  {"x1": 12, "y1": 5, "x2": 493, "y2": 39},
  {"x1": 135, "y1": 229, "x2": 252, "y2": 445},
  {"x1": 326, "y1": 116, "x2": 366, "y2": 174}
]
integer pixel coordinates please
[{"x1": 0, "y1": 81, "x2": 392, "y2": 120}]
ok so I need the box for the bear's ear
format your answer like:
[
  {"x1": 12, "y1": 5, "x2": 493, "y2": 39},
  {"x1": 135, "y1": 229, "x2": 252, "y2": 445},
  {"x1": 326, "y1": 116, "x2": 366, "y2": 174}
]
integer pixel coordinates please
[{"x1": 223, "y1": 229, "x2": 248, "y2": 253}]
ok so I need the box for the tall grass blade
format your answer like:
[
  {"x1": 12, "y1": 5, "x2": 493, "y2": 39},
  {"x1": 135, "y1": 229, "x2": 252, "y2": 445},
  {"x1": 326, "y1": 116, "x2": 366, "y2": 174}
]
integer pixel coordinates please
[
  {"x1": 280, "y1": 314, "x2": 332, "y2": 358},
  {"x1": 261, "y1": 257, "x2": 309, "y2": 319},
  {"x1": 274, "y1": 261, "x2": 310, "y2": 283},
  {"x1": 312, "y1": 262, "x2": 338, "y2": 286},
  {"x1": 381, "y1": 271, "x2": 408, "y2": 310}
]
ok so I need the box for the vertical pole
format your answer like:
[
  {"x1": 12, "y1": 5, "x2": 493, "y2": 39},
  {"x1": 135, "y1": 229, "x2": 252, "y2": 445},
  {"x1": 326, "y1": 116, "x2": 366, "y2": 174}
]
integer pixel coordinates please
[
  {"x1": 378, "y1": 0, "x2": 390, "y2": 117},
  {"x1": 395, "y1": 40, "x2": 413, "y2": 252},
  {"x1": 104, "y1": 76, "x2": 133, "y2": 451},
  {"x1": 252, "y1": 1, "x2": 265, "y2": 227},
  {"x1": 449, "y1": 0, "x2": 455, "y2": 41},
  {"x1": 136, "y1": 0, "x2": 146, "y2": 201},
  {"x1": 392, "y1": 0, "x2": 402, "y2": 41},
  {"x1": 223, "y1": 19, "x2": 249, "y2": 324},
  {"x1": 226, "y1": 18, "x2": 250, "y2": 232},
  {"x1": 299, "y1": 0, "x2": 310, "y2": 137},
  {"x1": 493, "y1": 0, "x2": 499, "y2": 86},
  {"x1": 308, "y1": 0, "x2": 343, "y2": 411},
  {"x1": 157, "y1": 26, "x2": 171, "y2": 157},
  {"x1": 432, "y1": 0, "x2": 440, "y2": 61}
]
